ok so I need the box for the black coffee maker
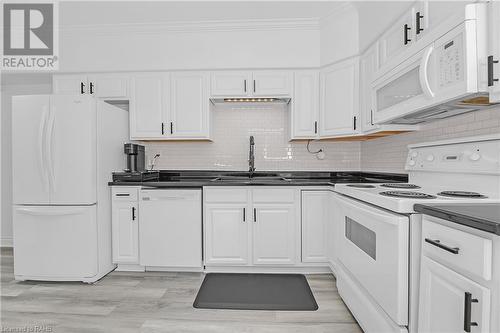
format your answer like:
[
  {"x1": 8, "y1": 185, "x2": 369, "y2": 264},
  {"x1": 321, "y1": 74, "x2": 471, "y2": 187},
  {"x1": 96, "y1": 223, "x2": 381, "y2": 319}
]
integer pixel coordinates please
[
  {"x1": 112, "y1": 144, "x2": 159, "y2": 182},
  {"x1": 124, "y1": 143, "x2": 145, "y2": 172}
]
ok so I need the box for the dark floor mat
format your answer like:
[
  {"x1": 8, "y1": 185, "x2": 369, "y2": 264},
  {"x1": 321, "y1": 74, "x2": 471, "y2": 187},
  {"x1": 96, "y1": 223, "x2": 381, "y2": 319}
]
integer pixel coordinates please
[{"x1": 193, "y1": 273, "x2": 318, "y2": 311}]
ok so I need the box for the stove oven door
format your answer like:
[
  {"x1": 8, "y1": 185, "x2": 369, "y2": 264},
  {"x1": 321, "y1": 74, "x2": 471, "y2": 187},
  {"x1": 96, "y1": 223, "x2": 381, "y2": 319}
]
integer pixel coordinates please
[{"x1": 336, "y1": 194, "x2": 409, "y2": 326}]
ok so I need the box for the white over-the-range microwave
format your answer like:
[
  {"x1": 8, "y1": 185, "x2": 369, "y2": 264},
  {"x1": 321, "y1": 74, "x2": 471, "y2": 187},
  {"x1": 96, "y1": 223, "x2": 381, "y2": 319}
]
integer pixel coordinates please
[{"x1": 372, "y1": 3, "x2": 494, "y2": 125}]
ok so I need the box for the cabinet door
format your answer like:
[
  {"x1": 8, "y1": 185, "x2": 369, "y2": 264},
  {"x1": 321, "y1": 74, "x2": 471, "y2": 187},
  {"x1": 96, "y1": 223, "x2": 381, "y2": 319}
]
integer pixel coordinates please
[
  {"x1": 129, "y1": 73, "x2": 168, "y2": 139},
  {"x1": 489, "y1": 1, "x2": 500, "y2": 102},
  {"x1": 211, "y1": 71, "x2": 251, "y2": 97},
  {"x1": 418, "y1": 256, "x2": 491, "y2": 333},
  {"x1": 379, "y1": 8, "x2": 414, "y2": 68},
  {"x1": 291, "y1": 71, "x2": 320, "y2": 139},
  {"x1": 416, "y1": 1, "x2": 467, "y2": 42},
  {"x1": 204, "y1": 204, "x2": 249, "y2": 265},
  {"x1": 53, "y1": 75, "x2": 88, "y2": 95},
  {"x1": 169, "y1": 72, "x2": 210, "y2": 139},
  {"x1": 360, "y1": 44, "x2": 379, "y2": 132},
  {"x1": 252, "y1": 204, "x2": 296, "y2": 265},
  {"x1": 320, "y1": 58, "x2": 359, "y2": 137},
  {"x1": 252, "y1": 71, "x2": 292, "y2": 97},
  {"x1": 111, "y1": 201, "x2": 139, "y2": 264},
  {"x1": 88, "y1": 74, "x2": 130, "y2": 99},
  {"x1": 301, "y1": 191, "x2": 329, "y2": 263}
]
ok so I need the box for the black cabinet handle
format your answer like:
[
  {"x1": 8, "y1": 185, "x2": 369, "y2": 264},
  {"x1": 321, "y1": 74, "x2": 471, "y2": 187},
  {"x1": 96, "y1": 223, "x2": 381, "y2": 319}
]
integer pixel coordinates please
[
  {"x1": 314, "y1": 121, "x2": 318, "y2": 134},
  {"x1": 253, "y1": 208, "x2": 257, "y2": 222},
  {"x1": 488, "y1": 55, "x2": 499, "y2": 87},
  {"x1": 404, "y1": 24, "x2": 411, "y2": 45},
  {"x1": 370, "y1": 110, "x2": 374, "y2": 126},
  {"x1": 416, "y1": 12, "x2": 424, "y2": 35},
  {"x1": 253, "y1": 80, "x2": 256, "y2": 93},
  {"x1": 353, "y1": 116, "x2": 357, "y2": 130},
  {"x1": 161, "y1": 123, "x2": 165, "y2": 135},
  {"x1": 80, "y1": 82, "x2": 85, "y2": 94},
  {"x1": 464, "y1": 292, "x2": 479, "y2": 332},
  {"x1": 425, "y1": 238, "x2": 459, "y2": 254},
  {"x1": 116, "y1": 193, "x2": 130, "y2": 197},
  {"x1": 244, "y1": 79, "x2": 247, "y2": 93},
  {"x1": 243, "y1": 208, "x2": 246, "y2": 222},
  {"x1": 89, "y1": 82, "x2": 94, "y2": 94},
  {"x1": 170, "y1": 122, "x2": 173, "y2": 134},
  {"x1": 132, "y1": 207, "x2": 136, "y2": 221}
]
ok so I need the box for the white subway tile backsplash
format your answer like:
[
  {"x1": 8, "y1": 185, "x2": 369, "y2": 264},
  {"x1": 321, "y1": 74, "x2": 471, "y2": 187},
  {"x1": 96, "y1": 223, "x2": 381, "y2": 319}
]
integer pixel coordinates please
[
  {"x1": 145, "y1": 106, "x2": 361, "y2": 171},
  {"x1": 361, "y1": 107, "x2": 500, "y2": 174}
]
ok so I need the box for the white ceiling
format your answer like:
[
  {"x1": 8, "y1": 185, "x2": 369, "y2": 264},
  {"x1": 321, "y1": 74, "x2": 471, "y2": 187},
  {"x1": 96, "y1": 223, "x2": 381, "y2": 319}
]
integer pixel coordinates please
[{"x1": 60, "y1": 1, "x2": 346, "y2": 26}]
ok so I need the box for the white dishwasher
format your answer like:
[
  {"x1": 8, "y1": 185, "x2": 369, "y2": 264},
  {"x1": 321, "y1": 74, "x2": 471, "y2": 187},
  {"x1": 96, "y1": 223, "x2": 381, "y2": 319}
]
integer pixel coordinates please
[{"x1": 139, "y1": 189, "x2": 202, "y2": 270}]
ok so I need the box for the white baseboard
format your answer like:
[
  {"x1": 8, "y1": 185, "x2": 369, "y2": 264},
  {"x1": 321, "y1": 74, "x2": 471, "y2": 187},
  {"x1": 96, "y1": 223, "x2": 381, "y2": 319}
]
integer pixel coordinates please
[{"x1": 1, "y1": 237, "x2": 13, "y2": 247}]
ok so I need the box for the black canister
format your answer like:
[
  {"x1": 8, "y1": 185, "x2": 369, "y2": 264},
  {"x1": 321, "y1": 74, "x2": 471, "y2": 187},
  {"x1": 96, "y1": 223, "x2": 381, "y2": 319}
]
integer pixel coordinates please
[{"x1": 124, "y1": 143, "x2": 145, "y2": 172}]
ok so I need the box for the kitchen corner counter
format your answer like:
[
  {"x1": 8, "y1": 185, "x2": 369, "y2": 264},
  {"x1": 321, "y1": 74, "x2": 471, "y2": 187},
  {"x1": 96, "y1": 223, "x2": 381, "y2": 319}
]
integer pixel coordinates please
[
  {"x1": 414, "y1": 203, "x2": 500, "y2": 235},
  {"x1": 108, "y1": 171, "x2": 408, "y2": 188}
]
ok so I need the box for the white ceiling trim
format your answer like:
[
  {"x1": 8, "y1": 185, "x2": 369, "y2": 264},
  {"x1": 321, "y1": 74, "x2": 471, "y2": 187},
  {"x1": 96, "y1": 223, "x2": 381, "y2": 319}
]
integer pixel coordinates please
[{"x1": 59, "y1": 18, "x2": 320, "y2": 35}]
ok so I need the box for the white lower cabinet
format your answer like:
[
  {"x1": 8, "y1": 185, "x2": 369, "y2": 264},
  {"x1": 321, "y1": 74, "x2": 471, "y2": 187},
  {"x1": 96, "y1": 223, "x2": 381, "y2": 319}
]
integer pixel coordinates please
[
  {"x1": 204, "y1": 203, "x2": 249, "y2": 265},
  {"x1": 418, "y1": 256, "x2": 491, "y2": 333},
  {"x1": 301, "y1": 191, "x2": 330, "y2": 263},
  {"x1": 253, "y1": 204, "x2": 296, "y2": 265},
  {"x1": 111, "y1": 187, "x2": 139, "y2": 264},
  {"x1": 203, "y1": 187, "x2": 298, "y2": 267}
]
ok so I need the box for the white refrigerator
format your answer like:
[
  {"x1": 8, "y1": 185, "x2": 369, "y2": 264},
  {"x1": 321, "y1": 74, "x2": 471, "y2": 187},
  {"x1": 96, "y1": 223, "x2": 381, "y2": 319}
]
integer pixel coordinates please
[{"x1": 12, "y1": 95, "x2": 128, "y2": 282}]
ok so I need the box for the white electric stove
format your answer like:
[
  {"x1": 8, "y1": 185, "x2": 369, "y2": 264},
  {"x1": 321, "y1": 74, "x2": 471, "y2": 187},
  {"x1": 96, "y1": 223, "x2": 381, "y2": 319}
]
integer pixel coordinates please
[{"x1": 333, "y1": 134, "x2": 500, "y2": 333}]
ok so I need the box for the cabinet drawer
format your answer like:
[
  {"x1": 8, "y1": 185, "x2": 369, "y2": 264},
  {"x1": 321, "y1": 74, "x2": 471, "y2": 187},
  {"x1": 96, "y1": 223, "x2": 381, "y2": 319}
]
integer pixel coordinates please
[
  {"x1": 422, "y1": 219, "x2": 492, "y2": 281},
  {"x1": 112, "y1": 187, "x2": 139, "y2": 201},
  {"x1": 204, "y1": 188, "x2": 248, "y2": 203},
  {"x1": 252, "y1": 188, "x2": 295, "y2": 203}
]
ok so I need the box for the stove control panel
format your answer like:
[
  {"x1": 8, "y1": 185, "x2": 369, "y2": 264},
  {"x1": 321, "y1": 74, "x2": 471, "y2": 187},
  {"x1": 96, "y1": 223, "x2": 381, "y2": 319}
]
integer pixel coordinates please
[{"x1": 406, "y1": 137, "x2": 500, "y2": 174}]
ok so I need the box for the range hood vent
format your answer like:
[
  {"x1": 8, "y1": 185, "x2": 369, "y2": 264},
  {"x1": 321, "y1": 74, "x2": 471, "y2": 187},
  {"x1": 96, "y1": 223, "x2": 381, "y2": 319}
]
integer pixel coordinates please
[
  {"x1": 387, "y1": 94, "x2": 497, "y2": 125},
  {"x1": 210, "y1": 97, "x2": 291, "y2": 105}
]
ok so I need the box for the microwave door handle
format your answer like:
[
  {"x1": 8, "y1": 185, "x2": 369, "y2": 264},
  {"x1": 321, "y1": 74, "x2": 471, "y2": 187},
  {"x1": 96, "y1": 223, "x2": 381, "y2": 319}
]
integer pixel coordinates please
[{"x1": 419, "y1": 45, "x2": 435, "y2": 98}]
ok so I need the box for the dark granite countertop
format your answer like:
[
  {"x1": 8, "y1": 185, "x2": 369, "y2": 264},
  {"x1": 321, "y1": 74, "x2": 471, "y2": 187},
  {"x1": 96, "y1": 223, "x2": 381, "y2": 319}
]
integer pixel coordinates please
[
  {"x1": 414, "y1": 203, "x2": 500, "y2": 235},
  {"x1": 108, "y1": 170, "x2": 408, "y2": 188}
]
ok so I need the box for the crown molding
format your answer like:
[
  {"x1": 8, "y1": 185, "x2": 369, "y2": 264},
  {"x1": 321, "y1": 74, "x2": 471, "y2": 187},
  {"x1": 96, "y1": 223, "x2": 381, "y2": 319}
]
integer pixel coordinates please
[{"x1": 59, "y1": 18, "x2": 321, "y2": 35}]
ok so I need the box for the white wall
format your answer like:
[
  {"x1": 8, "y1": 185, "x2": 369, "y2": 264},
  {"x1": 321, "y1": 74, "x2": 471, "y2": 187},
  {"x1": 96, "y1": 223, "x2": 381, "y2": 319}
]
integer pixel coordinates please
[
  {"x1": 59, "y1": 22, "x2": 321, "y2": 72},
  {"x1": 320, "y1": 4, "x2": 359, "y2": 66},
  {"x1": 361, "y1": 107, "x2": 500, "y2": 174},
  {"x1": 0, "y1": 75, "x2": 52, "y2": 246},
  {"x1": 146, "y1": 104, "x2": 361, "y2": 171}
]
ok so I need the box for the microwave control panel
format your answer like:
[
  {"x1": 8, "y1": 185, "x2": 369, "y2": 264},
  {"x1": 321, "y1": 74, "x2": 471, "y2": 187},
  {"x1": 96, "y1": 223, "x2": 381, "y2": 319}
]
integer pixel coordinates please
[{"x1": 437, "y1": 30, "x2": 464, "y2": 88}]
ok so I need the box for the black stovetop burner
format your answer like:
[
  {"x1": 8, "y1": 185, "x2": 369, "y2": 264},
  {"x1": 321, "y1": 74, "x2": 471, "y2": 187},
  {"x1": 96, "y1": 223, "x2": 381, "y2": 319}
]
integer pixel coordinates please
[
  {"x1": 437, "y1": 191, "x2": 487, "y2": 198},
  {"x1": 380, "y1": 191, "x2": 437, "y2": 199},
  {"x1": 381, "y1": 183, "x2": 421, "y2": 189},
  {"x1": 347, "y1": 184, "x2": 376, "y2": 188}
]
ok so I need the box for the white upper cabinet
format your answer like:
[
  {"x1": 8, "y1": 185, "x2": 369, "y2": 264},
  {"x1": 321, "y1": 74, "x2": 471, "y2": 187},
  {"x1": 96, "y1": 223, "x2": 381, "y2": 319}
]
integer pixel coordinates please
[
  {"x1": 379, "y1": 6, "x2": 415, "y2": 69},
  {"x1": 170, "y1": 72, "x2": 210, "y2": 139},
  {"x1": 360, "y1": 43, "x2": 379, "y2": 132},
  {"x1": 210, "y1": 70, "x2": 292, "y2": 98},
  {"x1": 129, "y1": 73, "x2": 168, "y2": 140},
  {"x1": 87, "y1": 74, "x2": 130, "y2": 99},
  {"x1": 53, "y1": 74, "x2": 130, "y2": 98},
  {"x1": 320, "y1": 57, "x2": 359, "y2": 137},
  {"x1": 130, "y1": 71, "x2": 210, "y2": 140},
  {"x1": 489, "y1": 0, "x2": 500, "y2": 103},
  {"x1": 211, "y1": 71, "x2": 252, "y2": 97},
  {"x1": 290, "y1": 71, "x2": 320, "y2": 140},
  {"x1": 252, "y1": 71, "x2": 292, "y2": 96},
  {"x1": 417, "y1": 1, "x2": 468, "y2": 42}
]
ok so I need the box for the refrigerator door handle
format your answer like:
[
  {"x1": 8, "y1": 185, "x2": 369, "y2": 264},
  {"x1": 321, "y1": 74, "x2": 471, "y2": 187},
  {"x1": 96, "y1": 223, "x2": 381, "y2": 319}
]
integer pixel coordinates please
[
  {"x1": 39, "y1": 106, "x2": 49, "y2": 192},
  {"x1": 16, "y1": 207, "x2": 86, "y2": 216},
  {"x1": 46, "y1": 110, "x2": 56, "y2": 193}
]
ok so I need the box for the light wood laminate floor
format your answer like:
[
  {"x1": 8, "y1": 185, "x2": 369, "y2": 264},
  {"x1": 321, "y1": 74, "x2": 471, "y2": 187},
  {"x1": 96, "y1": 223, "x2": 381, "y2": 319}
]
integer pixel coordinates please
[{"x1": 1, "y1": 248, "x2": 362, "y2": 332}]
